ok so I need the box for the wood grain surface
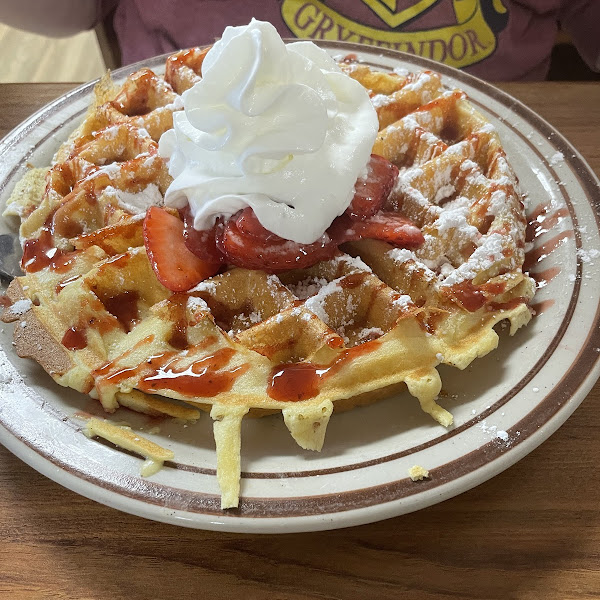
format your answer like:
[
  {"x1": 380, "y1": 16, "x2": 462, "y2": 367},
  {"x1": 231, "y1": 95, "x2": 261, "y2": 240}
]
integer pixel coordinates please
[{"x1": 0, "y1": 82, "x2": 599, "y2": 600}]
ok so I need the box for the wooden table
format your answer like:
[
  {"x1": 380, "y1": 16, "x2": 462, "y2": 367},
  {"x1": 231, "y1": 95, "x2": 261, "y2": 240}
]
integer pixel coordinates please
[{"x1": 1, "y1": 82, "x2": 599, "y2": 600}]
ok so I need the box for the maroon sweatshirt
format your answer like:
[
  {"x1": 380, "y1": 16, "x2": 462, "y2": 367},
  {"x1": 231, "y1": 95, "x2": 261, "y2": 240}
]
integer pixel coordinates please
[{"x1": 98, "y1": 0, "x2": 600, "y2": 81}]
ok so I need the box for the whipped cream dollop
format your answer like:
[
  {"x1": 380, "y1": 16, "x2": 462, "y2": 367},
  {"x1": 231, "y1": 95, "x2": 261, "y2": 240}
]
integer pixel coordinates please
[{"x1": 159, "y1": 19, "x2": 378, "y2": 244}]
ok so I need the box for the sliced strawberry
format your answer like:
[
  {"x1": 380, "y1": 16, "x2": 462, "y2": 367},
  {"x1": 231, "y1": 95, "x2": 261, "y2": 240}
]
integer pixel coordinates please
[
  {"x1": 143, "y1": 206, "x2": 221, "y2": 292},
  {"x1": 235, "y1": 208, "x2": 280, "y2": 240},
  {"x1": 154, "y1": 154, "x2": 415, "y2": 276},
  {"x1": 217, "y1": 207, "x2": 423, "y2": 272},
  {"x1": 346, "y1": 154, "x2": 399, "y2": 220},
  {"x1": 331, "y1": 212, "x2": 424, "y2": 248},
  {"x1": 180, "y1": 205, "x2": 223, "y2": 263},
  {"x1": 217, "y1": 208, "x2": 339, "y2": 272}
]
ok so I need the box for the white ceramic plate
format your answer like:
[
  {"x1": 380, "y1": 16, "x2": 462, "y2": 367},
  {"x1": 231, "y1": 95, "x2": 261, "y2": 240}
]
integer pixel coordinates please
[{"x1": 1, "y1": 44, "x2": 599, "y2": 533}]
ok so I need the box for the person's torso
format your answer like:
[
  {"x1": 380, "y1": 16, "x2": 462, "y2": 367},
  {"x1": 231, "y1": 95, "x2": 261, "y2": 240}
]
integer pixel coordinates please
[{"x1": 113, "y1": 0, "x2": 562, "y2": 80}]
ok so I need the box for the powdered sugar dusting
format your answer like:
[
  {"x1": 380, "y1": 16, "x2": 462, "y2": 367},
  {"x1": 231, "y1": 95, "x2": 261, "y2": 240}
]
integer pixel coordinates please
[
  {"x1": 478, "y1": 419, "x2": 512, "y2": 445},
  {"x1": 549, "y1": 151, "x2": 564, "y2": 166},
  {"x1": 392, "y1": 295, "x2": 413, "y2": 310},
  {"x1": 434, "y1": 203, "x2": 479, "y2": 241},
  {"x1": 371, "y1": 93, "x2": 394, "y2": 109},
  {"x1": 287, "y1": 277, "x2": 329, "y2": 300},
  {"x1": 441, "y1": 233, "x2": 507, "y2": 286},
  {"x1": 187, "y1": 296, "x2": 208, "y2": 312},
  {"x1": 357, "y1": 327, "x2": 384, "y2": 342},
  {"x1": 190, "y1": 280, "x2": 217, "y2": 294},
  {"x1": 5, "y1": 299, "x2": 32, "y2": 317},
  {"x1": 0, "y1": 348, "x2": 29, "y2": 400},
  {"x1": 387, "y1": 248, "x2": 416, "y2": 265},
  {"x1": 303, "y1": 280, "x2": 341, "y2": 324},
  {"x1": 577, "y1": 248, "x2": 600, "y2": 264},
  {"x1": 334, "y1": 253, "x2": 373, "y2": 273}
]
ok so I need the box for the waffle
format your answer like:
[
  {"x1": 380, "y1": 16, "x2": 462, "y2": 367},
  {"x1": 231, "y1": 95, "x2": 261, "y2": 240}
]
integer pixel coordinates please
[{"x1": 1, "y1": 52, "x2": 534, "y2": 509}]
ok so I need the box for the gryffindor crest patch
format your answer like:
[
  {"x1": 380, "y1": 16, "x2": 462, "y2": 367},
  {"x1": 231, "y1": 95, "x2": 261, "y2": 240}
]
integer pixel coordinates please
[{"x1": 281, "y1": 0, "x2": 509, "y2": 69}]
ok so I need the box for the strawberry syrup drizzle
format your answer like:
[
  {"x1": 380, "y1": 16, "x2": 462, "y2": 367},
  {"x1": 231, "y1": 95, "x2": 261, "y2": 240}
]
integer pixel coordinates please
[
  {"x1": 447, "y1": 200, "x2": 572, "y2": 314},
  {"x1": 444, "y1": 280, "x2": 508, "y2": 313},
  {"x1": 61, "y1": 326, "x2": 87, "y2": 350},
  {"x1": 92, "y1": 327, "x2": 247, "y2": 398},
  {"x1": 138, "y1": 347, "x2": 249, "y2": 397},
  {"x1": 166, "y1": 293, "x2": 190, "y2": 350},
  {"x1": 524, "y1": 231, "x2": 573, "y2": 273},
  {"x1": 530, "y1": 299, "x2": 555, "y2": 315},
  {"x1": 100, "y1": 291, "x2": 140, "y2": 332},
  {"x1": 267, "y1": 340, "x2": 381, "y2": 402},
  {"x1": 526, "y1": 204, "x2": 569, "y2": 243},
  {"x1": 22, "y1": 227, "x2": 74, "y2": 274},
  {"x1": 521, "y1": 202, "x2": 575, "y2": 315},
  {"x1": 21, "y1": 187, "x2": 102, "y2": 274},
  {"x1": 524, "y1": 202, "x2": 573, "y2": 274}
]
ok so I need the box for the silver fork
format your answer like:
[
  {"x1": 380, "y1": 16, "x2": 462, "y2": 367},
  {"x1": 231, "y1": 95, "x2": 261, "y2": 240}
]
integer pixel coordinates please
[{"x1": 0, "y1": 232, "x2": 22, "y2": 283}]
